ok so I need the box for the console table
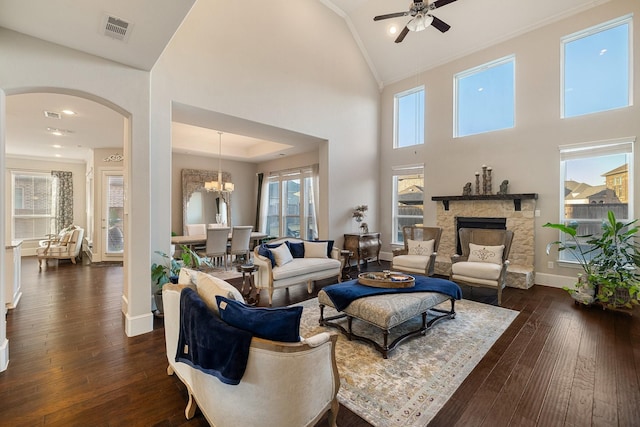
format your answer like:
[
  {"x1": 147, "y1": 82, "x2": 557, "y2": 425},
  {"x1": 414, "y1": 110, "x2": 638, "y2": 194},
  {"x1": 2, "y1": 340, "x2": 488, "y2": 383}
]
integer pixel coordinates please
[{"x1": 344, "y1": 232, "x2": 381, "y2": 272}]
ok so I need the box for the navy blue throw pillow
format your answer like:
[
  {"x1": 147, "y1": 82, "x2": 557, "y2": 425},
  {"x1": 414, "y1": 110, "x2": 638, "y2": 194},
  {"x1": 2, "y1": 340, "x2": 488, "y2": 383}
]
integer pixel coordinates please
[
  {"x1": 287, "y1": 241, "x2": 305, "y2": 258},
  {"x1": 257, "y1": 242, "x2": 283, "y2": 267},
  {"x1": 216, "y1": 296, "x2": 303, "y2": 342}
]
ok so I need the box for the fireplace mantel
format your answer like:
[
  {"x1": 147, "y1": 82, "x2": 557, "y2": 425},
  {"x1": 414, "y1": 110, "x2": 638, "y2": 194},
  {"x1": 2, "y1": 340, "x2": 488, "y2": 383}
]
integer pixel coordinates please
[{"x1": 432, "y1": 193, "x2": 538, "y2": 211}]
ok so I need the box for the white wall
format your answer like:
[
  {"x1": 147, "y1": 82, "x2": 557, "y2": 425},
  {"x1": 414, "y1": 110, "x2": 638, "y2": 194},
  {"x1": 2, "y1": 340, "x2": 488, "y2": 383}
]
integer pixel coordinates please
[
  {"x1": 0, "y1": 28, "x2": 153, "y2": 336},
  {"x1": 379, "y1": 0, "x2": 640, "y2": 285},
  {"x1": 152, "y1": 0, "x2": 380, "y2": 246},
  {"x1": 4, "y1": 157, "x2": 87, "y2": 255}
]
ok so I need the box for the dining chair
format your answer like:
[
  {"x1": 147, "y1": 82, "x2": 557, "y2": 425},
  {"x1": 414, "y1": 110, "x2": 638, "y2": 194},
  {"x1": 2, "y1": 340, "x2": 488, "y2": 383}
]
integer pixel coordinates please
[
  {"x1": 228, "y1": 226, "x2": 253, "y2": 265},
  {"x1": 205, "y1": 227, "x2": 231, "y2": 270}
]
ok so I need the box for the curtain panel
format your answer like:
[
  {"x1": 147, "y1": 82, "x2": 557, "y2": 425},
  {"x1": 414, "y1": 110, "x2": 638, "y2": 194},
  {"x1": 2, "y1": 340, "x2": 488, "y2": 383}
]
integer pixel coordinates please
[{"x1": 51, "y1": 170, "x2": 73, "y2": 232}]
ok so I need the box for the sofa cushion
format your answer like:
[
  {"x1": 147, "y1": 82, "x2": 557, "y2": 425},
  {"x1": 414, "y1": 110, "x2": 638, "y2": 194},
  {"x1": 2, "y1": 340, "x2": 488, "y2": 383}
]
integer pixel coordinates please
[
  {"x1": 467, "y1": 243, "x2": 505, "y2": 265},
  {"x1": 407, "y1": 239, "x2": 434, "y2": 256},
  {"x1": 271, "y1": 242, "x2": 293, "y2": 267},
  {"x1": 451, "y1": 261, "x2": 502, "y2": 281},
  {"x1": 272, "y1": 258, "x2": 341, "y2": 281},
  {"x1": 258, "y1": 242, "x2": 284, "y2": 267},
  {"x1": 195, "y1": 271, "x2": 244, "y2": 314},
  {"x1": 178, "y1": 267, "x2": 198, "y2": 285},
  {"x1": 314, "y1": 239, "x2": 334, "y2": 257},
  {"x1": 287, "y1": 241, "x2": 305, "y2": 258},
  {"x1": 216, "y1": 296, "x2": 302, "y2": 342},
  {"x1": 304, "y1": 241, "x2": 328, "y2": 258},
  {"x1": 393, "y1": 254, "x2": 430, "y2": 270}
]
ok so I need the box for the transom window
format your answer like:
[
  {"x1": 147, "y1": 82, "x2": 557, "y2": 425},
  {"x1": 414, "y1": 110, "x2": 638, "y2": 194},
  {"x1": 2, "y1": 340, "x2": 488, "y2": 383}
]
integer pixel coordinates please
[
  {"x1": 557, "y1": 138, "x2": 634, "y2": 264},
  {"x1": 562, "y1": 14, "x2": 632, "y2": 119},
  {"x1": 394, "y1": 87, "x2": 424, "y2": 148},
  {"x1": 454, "y1": 55, "x2": 515, "y2": 138},
  {"x1": 392, "y1": 165, "x2": 424, "y2": 244}
]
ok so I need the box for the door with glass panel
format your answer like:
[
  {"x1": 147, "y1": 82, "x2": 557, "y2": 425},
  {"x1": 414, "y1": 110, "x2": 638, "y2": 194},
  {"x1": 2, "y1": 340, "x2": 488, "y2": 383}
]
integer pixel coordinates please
[{"x1": 102, "y1": 171, "x2": 124, "y2": 258}]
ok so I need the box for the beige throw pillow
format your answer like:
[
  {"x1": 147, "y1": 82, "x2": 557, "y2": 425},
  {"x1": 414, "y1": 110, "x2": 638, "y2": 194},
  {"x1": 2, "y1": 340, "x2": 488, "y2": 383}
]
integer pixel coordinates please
[
  {"x1": 304, "y1": 241, "x2": 328, "y2": 258},
  {"x1": 271, "y1": 242, "x2": 294, "y2": 266},
  {"x1": 195, "y1": 271, "x2": 244, "y2": 314},
  {"x1": 178, "y1": 267, "x2": 198, "y2": 285},
  {"x1": 467, "y1": 243, "x2": 505, "y2": 264},
  {"x1": 407, "y1": 239, "x2": 434, "y2": 256}
]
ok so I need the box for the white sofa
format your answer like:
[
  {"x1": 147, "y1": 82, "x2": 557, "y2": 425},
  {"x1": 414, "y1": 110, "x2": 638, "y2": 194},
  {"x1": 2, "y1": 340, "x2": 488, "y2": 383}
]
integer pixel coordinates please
[
  {"x1": 253, "y1": 237, "x2": 342, "y2": 305},
  {"x1": 163, "y1": 269, "x2": 340, "y2": 427}
]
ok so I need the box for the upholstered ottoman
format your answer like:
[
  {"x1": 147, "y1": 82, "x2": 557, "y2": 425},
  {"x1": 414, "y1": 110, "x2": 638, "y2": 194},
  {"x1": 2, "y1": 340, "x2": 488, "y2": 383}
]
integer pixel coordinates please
[{"x1": 318, "y1": 277, "x2": 461, "y2": 358}]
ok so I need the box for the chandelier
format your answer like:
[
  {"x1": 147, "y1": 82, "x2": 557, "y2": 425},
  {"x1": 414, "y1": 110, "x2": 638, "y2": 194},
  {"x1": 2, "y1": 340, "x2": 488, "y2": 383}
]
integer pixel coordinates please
[{"x1": 205, "y1": 131, "x2": 234, "y2": 193}]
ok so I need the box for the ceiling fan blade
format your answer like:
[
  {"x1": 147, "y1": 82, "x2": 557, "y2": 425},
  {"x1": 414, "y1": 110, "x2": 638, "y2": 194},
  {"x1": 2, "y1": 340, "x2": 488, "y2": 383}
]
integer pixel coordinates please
[
  {"x1": 374, "y1": 12, "x2": 408, "y2": 21},
  {"x1": 394, "y1": 26, "x2": 410, "y2": 43},
  {"x1": 430, "y1": 15, "x2": 451, "y2": 33},
  {"x1": 431, "y1": 0, "x2": 458, "y2": 9}
]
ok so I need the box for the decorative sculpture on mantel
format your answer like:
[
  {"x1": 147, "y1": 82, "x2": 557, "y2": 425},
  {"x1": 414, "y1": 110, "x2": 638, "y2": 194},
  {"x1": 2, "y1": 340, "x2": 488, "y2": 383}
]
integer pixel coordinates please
[
  {"x1": 497, "y1": 180, "x2": 509, "y2": 195},
  {"x1": 462, "y1": 182, "x2": 472, "y2": 196}
]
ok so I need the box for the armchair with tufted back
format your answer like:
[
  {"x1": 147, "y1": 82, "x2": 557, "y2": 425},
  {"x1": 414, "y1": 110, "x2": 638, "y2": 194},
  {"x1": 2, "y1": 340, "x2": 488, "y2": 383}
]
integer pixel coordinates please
[{"x1": 392, "y1": 226, "x2": 442, "y2": 276}]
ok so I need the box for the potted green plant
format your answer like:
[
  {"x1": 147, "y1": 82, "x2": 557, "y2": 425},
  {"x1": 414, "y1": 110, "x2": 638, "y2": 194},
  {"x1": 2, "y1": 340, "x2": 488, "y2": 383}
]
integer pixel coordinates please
[
  {"x1": 544, "y1": 211, "x2": 640, "y2": 310},
  {"x1": 151, "y1": 250, "x2": 182, "y2": 316}
]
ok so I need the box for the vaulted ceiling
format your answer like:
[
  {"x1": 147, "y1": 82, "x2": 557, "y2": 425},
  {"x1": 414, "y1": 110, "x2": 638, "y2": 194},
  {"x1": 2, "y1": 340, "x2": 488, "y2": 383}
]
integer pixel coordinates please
[{"x1": 1, "y1": 0, "x2": 609, "y2": 161}]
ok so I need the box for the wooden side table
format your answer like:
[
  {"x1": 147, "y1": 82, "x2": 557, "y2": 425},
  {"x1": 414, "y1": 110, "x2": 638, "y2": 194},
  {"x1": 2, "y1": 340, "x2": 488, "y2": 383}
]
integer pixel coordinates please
[
  {"x1": 236, "y1": 264, "x2": 260, "y2": 306},
  {"x1": 344, "y1": 232, "x2": 381, "y2": 272},
  {"x1": 340, "y1": 249, "x2": 353, "y2": 280}
]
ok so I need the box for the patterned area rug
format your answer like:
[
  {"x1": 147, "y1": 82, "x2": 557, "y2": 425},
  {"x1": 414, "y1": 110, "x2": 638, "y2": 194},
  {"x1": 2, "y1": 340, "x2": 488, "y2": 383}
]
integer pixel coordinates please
[{"x1": 296, "y1": 298, "x2": 519, "y2": 427}]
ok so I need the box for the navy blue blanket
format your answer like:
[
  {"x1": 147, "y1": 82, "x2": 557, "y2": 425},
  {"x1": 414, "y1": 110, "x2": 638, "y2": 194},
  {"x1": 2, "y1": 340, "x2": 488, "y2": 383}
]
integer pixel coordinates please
[
  {"x1": 323, "y1": 275, "x2": 462, "y2": 311},
  {"x1": 176, "y1": 287, "x2": 252, "y2": 385}
]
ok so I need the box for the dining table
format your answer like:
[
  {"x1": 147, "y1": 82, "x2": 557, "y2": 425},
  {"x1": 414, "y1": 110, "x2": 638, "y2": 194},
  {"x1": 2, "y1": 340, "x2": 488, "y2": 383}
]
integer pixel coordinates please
[{"x1": 171, "y1": 231, "x2": 268, "y2": 249}]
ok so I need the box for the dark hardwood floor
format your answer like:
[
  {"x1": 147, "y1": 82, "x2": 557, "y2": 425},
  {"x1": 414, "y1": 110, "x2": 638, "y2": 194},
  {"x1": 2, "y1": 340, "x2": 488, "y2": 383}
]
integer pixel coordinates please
[{"x1": 1, "y1": 257, "x2": 639, "y2": 426}]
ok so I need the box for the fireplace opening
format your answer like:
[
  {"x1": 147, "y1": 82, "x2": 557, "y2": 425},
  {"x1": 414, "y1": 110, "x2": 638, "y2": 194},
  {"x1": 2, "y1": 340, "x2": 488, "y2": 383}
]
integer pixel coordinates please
[{"x1": 455, "y1": 217, "x2": 507, "y2": 254}]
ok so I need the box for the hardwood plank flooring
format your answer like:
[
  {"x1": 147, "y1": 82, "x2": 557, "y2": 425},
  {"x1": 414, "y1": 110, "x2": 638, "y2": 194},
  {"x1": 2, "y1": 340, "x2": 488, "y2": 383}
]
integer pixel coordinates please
[{"x1": 1, "y1": 257, "x2": 639, "y2": 426}]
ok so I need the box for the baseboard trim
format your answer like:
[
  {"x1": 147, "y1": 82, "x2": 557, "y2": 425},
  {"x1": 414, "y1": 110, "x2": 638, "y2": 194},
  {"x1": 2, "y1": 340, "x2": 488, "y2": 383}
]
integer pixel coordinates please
[
  {"x1": 0, "y1": 338, "x2": 9, "y2": 372},
  {"x1": 534, "y1": 272, "x2": 576, "y2": 289},
  {"x1": 124, "y1": 311, "x2": 154, "y2": 337}
]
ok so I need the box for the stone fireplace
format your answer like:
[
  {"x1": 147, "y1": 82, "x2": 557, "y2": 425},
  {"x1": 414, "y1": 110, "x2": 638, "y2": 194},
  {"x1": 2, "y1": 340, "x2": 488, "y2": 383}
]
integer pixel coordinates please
[{"x1": 432, "y1": 194, "x2": 537, "y2": 289}]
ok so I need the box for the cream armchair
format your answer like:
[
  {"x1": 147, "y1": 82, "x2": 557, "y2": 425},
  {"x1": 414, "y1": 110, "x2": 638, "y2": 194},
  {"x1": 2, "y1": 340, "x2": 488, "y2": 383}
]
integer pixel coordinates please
[
  {"x1": 36, "y1": 226, "x2": 84, "y2": 270},
  {"x1": 392, "y1": 226, "x2": 442, "y2": 276},
  {"x1": 163, "y1": 277, "x2": 340, "y2": 427},
  {"x1": 449, "y1": 228, "x2": 514, "y2": 306}
]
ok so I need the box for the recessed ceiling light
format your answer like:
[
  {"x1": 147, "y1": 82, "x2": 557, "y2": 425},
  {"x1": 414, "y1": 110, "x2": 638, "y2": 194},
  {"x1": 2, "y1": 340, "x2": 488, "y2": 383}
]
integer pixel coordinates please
[
  {"x1": 55, "y1": 154, "x2": 62, "y2": 158},
  {"x1": 388, "y1": 25, "x2": 398, "y2": 35},
  {"x1": 62, "y1": 109, "x2": 76, "y2": 115},
  {"x1": 52, "y1": 144, "x2": 62, "y2": 148}
]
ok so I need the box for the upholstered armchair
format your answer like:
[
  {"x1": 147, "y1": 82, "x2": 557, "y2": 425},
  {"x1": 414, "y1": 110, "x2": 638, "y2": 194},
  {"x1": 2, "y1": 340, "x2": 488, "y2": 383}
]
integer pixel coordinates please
[
  {"x1": 36, "y1": 226, "x2": 84, "y2": 270},
  {"x1": 449, "y1": 228, "x2": 514, "y2": 305},
  {"x1": 392, "y1": 226, "x2": 442, "y2": 276}
]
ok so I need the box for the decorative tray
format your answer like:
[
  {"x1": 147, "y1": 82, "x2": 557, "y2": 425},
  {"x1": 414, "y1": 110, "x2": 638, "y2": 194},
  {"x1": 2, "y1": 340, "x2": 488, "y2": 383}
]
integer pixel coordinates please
[{"x1": 357, "y1": 272, "x2": 415, "y2": 288}]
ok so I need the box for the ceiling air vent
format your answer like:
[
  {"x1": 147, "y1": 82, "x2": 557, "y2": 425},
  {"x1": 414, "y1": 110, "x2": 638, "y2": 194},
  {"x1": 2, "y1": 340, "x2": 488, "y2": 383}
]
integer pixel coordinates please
[
  {"x1": 44, "y1": 111, "x2": 61, "y2": 119},
  {"x1": 101, "y1": 13, "x2": 133, "y2": 42}
]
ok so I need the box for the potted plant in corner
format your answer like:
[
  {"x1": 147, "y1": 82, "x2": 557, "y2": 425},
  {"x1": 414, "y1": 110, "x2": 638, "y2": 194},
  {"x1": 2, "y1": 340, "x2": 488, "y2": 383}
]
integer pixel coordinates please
[
  {"x1": 151, "y1": 250, "x2": 182, "y2": 317},
  {"x1": 544, "y1": 210, "x2": 640, "y2": 310}
]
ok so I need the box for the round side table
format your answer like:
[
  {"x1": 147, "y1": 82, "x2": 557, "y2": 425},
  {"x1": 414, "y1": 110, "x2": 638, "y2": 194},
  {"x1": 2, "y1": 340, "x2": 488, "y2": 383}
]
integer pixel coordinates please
[
  {"x1": 236, "y1": 264, "x2": 260, "y2": 306},
  {"x1": 340, "y1": 249, "x2": 353, "y2": 280}
]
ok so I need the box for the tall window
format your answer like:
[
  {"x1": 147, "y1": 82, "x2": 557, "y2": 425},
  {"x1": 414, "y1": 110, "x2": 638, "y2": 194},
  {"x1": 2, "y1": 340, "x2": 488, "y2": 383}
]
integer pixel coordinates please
[
  {"x1": 455, "y1": 55, "x2": 515, "y2": 138},
  {"x1": 265, "y1": 167, "x2": 318, "y2": 240},
  {"x1": 557, "y1": 138, "x2": 634, "y2": 264},
  {"x1": 11, "y1": 171, "x2": 57, "y2": 240},
  {"x1": 392, "y1": 166, "x2": 424, "y2": 244},
  {"x1": 562, "y1": 15, "x2": 631, "y2": 118},
  {"x1": 394, "y1": 87, "x2": 424, "y2": 148}
]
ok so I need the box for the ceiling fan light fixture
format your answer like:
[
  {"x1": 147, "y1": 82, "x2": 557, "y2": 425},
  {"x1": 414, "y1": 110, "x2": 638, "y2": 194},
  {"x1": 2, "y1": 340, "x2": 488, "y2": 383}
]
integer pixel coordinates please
[{"x1": 407, "y1": 13, "x2": 433, "y2": 32}]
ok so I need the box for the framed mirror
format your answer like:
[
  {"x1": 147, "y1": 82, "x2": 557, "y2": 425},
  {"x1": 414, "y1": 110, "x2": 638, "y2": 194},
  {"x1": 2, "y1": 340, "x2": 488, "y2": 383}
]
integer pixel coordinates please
[{"x1": 182, "y1": 168, "x2": 232, "y2": 235}]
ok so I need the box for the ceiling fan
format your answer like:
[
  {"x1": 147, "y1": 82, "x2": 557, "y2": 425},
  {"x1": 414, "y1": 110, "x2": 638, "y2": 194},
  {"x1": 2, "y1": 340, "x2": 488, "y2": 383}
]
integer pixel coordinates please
[{"x1": 374, "y1": 0, "x2": 459, "y2": 43}]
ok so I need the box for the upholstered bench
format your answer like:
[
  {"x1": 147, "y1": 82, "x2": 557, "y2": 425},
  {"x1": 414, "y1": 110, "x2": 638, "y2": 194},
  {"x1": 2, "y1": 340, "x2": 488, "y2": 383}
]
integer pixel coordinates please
[{"x1": 318, "y1": 276, "x2": 461, "y2": 358}]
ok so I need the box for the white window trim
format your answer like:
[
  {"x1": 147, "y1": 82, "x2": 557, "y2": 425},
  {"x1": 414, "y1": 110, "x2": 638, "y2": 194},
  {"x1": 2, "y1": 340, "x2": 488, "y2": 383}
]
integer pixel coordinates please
[
  {"x1": 393, "y1": 86, "x2": 425, "y2": 149},
  {"x1": 453, "y1": 54, "x2": 516, "y2": 138},
  {"x1": 560, "y1": 14, "x2": 633, "y2": 119},
  {"x1": 391, "y1": 164, "x2": 424, "y2": 245},
  {"x1": 556, "y1": 137, "x2": 635, "y2": 266}
]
